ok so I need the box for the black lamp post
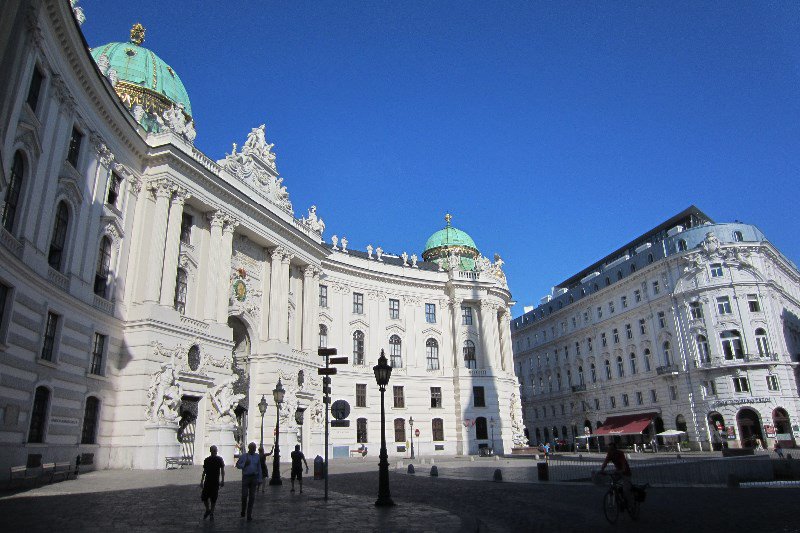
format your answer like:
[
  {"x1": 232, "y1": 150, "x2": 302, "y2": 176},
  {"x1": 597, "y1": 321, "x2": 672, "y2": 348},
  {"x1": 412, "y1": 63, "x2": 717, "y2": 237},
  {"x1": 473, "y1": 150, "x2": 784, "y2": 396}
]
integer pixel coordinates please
[
  {"x1": 373, "y1": 349, "x2": 395, "y2": 507},
  {"x1": 490, "y1": 417, "x2": 495, "y2": 452},
  {"x1": 294, "y1": 406, "x2": 307, "y2": 451},
  {"x1": 409, "y1": 416, "x2": 415, "y2": 460},
  {"x1": 258, "y1": 395, "x2": 268, "y2": 449},
  {"x1": 269, "y1": 378, "x2": 285, "y2": 486}
]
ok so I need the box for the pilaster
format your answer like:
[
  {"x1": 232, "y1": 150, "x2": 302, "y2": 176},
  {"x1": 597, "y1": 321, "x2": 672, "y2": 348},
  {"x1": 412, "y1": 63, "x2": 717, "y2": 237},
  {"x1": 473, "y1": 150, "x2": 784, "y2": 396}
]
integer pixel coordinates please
[
  {"x1": 143, "y1": 179, "x2": 174, "y2": 302},
  {"x1": 159, "y1": 188, "x2": 188, "y2": 307},
  {"x1": 203, "y1": 211, "x2": 224, "y2": 320},
  {"x1": 216, "y1": 217, "x2": 238, "y2": 323}
]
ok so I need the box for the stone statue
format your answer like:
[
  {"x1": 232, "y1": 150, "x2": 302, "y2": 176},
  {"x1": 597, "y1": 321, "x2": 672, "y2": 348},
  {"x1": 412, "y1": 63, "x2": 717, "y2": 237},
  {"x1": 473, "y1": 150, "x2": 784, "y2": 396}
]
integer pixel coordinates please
[
  {"x1": 447, "y1": 252, "x2": 460, "y2": 271},
  {"x1": 367, "y1": 244, "x2": 373, "y2": 259},
  {"x1": 411, "y1": 254, "x2": 418, "y2": 268},
  {"x1": 702, "y1": 232, "x2": 720, "y2": 255},
  {"x1": 303, "y1": 205, "x2": 326, "y2": 234},
  {"x1": 340, "y1": 237, "x2": 348, "y2": 253},
  {"x1": 132, "y1": 104, "x2": 144, "y2": 123},
  {"x1": 209, "y1": 375, "x2": 244, "y2": 425},
  {"x1": 96, "y1": 54, "x2": 110, "y2": 75},
  {"x1": 376, "y1": 247, "x2": 383, "y2": 261},
  {"x1": 157, "y1": 104, "x2": 196, "y2": 145},
  {"x1": 509, "y1": 393, "x2": 527, "y2": 447},
  {"x1": 310, "y1": 401, "x2": 324, "y2": 427},
  {"x1": 146, "y1": 359, "x2": 182, "y2": 423},
  {"x1": 243, "y1": 124, "x2": 276, "y2": 167},
  {"x1": 331, "y1": 235, "x2": 339, "y2": 250},
  {"x1": 401, "y1": 252, "x2": 408, "y2": 266}
]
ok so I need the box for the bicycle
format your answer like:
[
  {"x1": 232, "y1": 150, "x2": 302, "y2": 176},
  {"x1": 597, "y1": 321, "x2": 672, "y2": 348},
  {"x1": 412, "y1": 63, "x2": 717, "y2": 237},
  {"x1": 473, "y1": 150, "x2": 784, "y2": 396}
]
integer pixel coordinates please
[{"x1": 596, "y1": 471, "x2": 647, "y2": 524}]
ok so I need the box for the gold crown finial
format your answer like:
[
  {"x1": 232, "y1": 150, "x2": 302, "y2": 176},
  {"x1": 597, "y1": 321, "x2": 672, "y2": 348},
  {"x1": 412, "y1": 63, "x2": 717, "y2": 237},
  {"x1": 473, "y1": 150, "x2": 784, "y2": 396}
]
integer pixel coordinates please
[
  {"x1": 130, "y1": 23, "x2": 145, "y2": 46},
  {"x1": 445, "y1": 213, "x2": 452, "y2": 225}
]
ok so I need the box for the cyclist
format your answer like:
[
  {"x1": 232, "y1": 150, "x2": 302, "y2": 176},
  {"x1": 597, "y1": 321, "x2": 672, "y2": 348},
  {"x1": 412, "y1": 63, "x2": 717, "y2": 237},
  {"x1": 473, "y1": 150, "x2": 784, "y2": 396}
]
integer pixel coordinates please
[{"x1": 600, "y1": 443, "x2": 632, "y2": 506}]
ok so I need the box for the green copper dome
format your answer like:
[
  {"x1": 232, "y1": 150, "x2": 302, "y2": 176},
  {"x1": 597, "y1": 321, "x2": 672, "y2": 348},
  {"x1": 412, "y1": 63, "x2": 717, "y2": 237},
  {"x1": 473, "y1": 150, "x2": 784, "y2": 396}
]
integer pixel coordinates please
[
  {"x1": 422, "y1": 214, "x2": 480, "y2": 269},
  {"x1": 91, "y1": 24, "x2": 192, "y2": 131}
]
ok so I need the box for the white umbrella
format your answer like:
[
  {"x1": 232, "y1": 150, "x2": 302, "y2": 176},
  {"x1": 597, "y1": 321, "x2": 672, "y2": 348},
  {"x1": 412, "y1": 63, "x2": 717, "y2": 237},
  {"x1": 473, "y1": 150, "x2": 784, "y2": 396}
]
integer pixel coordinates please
[{"x1": 656, "y1": 429, "x2": 686, "y2": 437}]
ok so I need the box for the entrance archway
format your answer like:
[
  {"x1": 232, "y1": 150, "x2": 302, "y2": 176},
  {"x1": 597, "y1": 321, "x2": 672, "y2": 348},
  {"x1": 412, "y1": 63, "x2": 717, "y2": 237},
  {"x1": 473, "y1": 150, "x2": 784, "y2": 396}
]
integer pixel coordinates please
[
  {"x1": 675, "y1": 414, "x2": 687, "y2": 432},
  {"x1": 178, "y1": 395, "x2": 201, "y2": 462},
  {"x1": 773, "y1": 408, "x2": 795, "y2": 447},
  {"x1": 228, "y1": 316, "x2": 251, "y2": 448},
  {"x1": 737, "y1": 408, "x2": 764, "y2": 448},
  {"x1": 708, "y1": 411, "x2": 726, "y2": 450}
]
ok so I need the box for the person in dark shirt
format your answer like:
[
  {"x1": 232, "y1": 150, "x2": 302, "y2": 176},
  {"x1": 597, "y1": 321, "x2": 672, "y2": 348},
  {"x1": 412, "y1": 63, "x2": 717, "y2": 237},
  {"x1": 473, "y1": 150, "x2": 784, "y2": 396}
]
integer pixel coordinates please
[
  {"x1": 258, "y1": 445, "x2": 273, "y2": 492},
  {"x1": 290, "y1": 445, "x2": 309, "y2": 493},
  {"x1": 600, "y1": 442, "x2": 632, "y2": 504},
  {"x1": 200, "y1": 445, "x2": 225, "y2": 520}
]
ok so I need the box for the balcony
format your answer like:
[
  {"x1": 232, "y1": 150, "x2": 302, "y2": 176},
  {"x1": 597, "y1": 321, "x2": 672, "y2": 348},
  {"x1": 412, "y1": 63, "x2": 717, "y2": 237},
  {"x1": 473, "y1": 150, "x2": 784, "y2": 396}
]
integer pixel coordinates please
[
  {"x1": 656, "y1": 364, "x2": 681, "y2": 375},
  {"x1": 571, "y1": 384, "x2": 587, "y2": 393},
  {"x1": 47, "y1": 267, "x2": 69, "y2": 291},
  {"x1": 92, "y1": 294, "x2": 114, "y2": 315},
  {"x1": 698, "y1": 353, "x2": 780, "y2": 369},
  {"x1": 0, "y1": 227, "x2": 23, "y2": 258}
]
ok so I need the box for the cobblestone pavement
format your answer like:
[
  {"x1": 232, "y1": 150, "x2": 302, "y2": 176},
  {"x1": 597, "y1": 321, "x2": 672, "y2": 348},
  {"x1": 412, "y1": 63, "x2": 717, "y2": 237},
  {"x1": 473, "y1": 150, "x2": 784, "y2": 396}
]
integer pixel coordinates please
[{"x1": 1, "y1": 458, "x2": 798, "y2": 532}]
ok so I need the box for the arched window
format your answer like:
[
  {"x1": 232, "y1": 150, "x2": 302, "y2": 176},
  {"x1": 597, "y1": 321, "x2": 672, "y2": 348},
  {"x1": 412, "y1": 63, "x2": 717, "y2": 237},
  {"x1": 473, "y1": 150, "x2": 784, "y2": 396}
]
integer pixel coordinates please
[
  {"x1": 689, "y1": 301, "x2": 703, "y2": 319},
  {"x1": 593, "y1": 283, "x2": 599, "y2": 292},
  {"x1": 720, "y1": 330, "x2": 743, "y2": 360},
  {"x1": 432, "y1": 418, "x2": 444, "y2": 441},
  {"x1": 94, "y1": 236, "x2": 112, "y2": 298},
  {"x1": 629, "y1": 352, "x2": 637, "y2": 375},
  {"x1": 568, "y1": 295, "x2": 574, "y2": 303},
  {"x1": 644, "y1": 349, "x2": 652, "y2": 371},
  {"x1": 357, "y1": 418, "x2": 368, "y2": 443},
  {"x1": 648, "y1": 253, "x2": 654, "y2": 264},
  {"x1": 696, "y1": 335, "x2": 710, "y2": 362},
  {"x1": 663, "y1": 341, "x2": 672, "y2": 365},
  {"x1": 616, "y1": 356, "x2": 625, "y2": 377},
  {"x1": 393, "y1": 418, "x2": 405, "y2": 442},
  {"x1": 463, "y1": 340, "x2": 476, "y2": 369},
  {"x1": 173, "y1": 268, "x2": 188, "y2": 314},
  {"x1": 605, "y1": 277, "x2": 611, "y2": 287},
  {"x1": 604, "y1": 359, "x2": 612, "y2": 380},
  {"x1": 617, "y1": 271, "x2": 623, "y2": 281},
  {"x1": 548, "y1": 375, "x2": 553, "y2": 393},
  {"x1": 352, "y1": 330, "x2": 365, "y2": 365},
  {"x1": 567, "y1": 369, "x2": 572, "y2": 386},
  {"x1": 676, "y1": 414, "x2": 688, "y2": 432},
  {"x1": 47, "y1": 201, "x2": 69, "y2": 271},
  {"x1": 590, "y1": 363, "x2": 597, "y2": 383},
  {"x1": 630, "y1": 263, "x2": 636, "y2": 273},
  {"x1": 2, "y1": 152, "x2": 24, "y2": 233},
  {"x1": 28, "y1": 386, "x2": 50, "y2": 443},
  {"x1": 733, "y1": 231, "x2": 743, "y2": 242},
  {"x1": 426, "y1": 338, "x2": 440, "y2": 370},
  {"x1": 475, "y1": 417, "x2": 488, "y2": 440},
  {"x1": 81, "y1": 396, "x2": 100, "y2": 444},
  {"x1": 319, "y1": 324, "x2": 328, "y2": 348},
  {"x1": 389, "y1": 335, "x2": 402, "y2": 368},
  {"x1": 187, "y1": 345, "x2": 201, "y2": 371},
  {"x1": 556, "y1": 372, "x2": 562, "y2": 391},
  {"x1": 678, "y1": 239, "x2": 687, "y2": 251},
  {"x1": 755, "y1": 328, "x2": 770, "y2": 356},
  {"x1": 578, "y1": 365, "x2": 585, "y2": 385}
]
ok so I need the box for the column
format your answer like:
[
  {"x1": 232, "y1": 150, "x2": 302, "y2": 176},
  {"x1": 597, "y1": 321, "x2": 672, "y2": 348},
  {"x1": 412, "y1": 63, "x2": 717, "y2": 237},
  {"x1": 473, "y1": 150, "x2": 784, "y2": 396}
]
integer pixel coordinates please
[
  {"x1": 479, "y1": 301, "x2": 494, "y2": 369},
  {"x1": 301, "y1": 265, "x2": 317, "y2": 352},
  {"x1": 216, "y1": 217, "x2": 238, "y2": 323},
  {"x1": 280, "y1": 253, "x2": 292, "y2": 343},
  {"x1": 144, "y1": 179, "x2": 174, "y2": 302},
  {"x1": 159, "y1": 188, "x2": 188, "y2": 306},
  {"x1": 448, "y1": 298, "x2": 461, "y2": 368},
  {"x1": 203, "y1": 212, "x2": 224, "y2": 321},
  {"x1": 259, "y1": 249, "x2": 271, "y2": 342},
  {"x1": 489, "y1": 304, "x2": 502, "y2": 371},
  {"x1": 498, "y1": 309, "x2": 511, "y2": 372},
  {"x1": 267, "y1": 247, "x2": 285, "y2": 340}
]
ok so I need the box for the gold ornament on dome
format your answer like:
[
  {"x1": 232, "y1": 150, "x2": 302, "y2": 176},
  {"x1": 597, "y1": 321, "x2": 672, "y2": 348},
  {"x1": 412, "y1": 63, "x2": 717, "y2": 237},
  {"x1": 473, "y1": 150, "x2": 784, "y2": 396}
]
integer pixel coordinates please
[{"x1": 130, "y1": 23, "x2": 146, "y2": 45}]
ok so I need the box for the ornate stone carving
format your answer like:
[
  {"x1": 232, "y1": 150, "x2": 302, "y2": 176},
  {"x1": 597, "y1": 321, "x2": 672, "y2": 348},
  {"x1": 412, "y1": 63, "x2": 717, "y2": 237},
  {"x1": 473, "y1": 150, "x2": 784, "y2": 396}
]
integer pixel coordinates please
[
  {"x1": 331, "y1": 235, "x2": 338, "y2": 250},
  {"x1": 340, "y1": 237, "x2": 348, "y2": 253},
  {"x1": 401, "y1": 252, "x2": 408, "y2": 266},
  {"x1": 71, "y1": 0, "x2": 86, "y2": 25},
  {"x1": 209, "y1": 375, "x2": 244, "y2": 425},
  {"x1": 219, "y1": 125, "x2": 293, "y2": 214},
  {"x1": 157, "y1": 103, "x2": 196, "y2": 144},
  {"x1": 509, "y1": 393, "x2": 527, "y2": 446},
  {"x1": 411, "y1": 254, "x2": 418, "y2": 268},
  {"x1": 376, "y1": 247, "x2": 383, "y2": 261},
  {"x1": 300, "y1": 205, "x2": 325, "y2": 236},
  {"x1": 366, "y1": 245, "x2": 373, "y2": 259},
  {"x1": 146, "y1": 356, "x2": 182, "y2": 423}
]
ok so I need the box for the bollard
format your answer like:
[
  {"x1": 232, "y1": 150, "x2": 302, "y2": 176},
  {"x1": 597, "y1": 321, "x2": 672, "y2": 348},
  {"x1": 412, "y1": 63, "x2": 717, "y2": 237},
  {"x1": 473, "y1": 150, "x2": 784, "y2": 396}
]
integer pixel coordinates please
[
  {"x1": 494, "y1": 455, "x2": 500, "y2": 461},
  {"x1": 493, "y1": 469, "x2": 503, "y2": 482},
  {"x1": 537, "y1": 461, "x2": 549, "y2": 481},
  {"x1": 407, "y1": 464, "x2": 415, "y2": 474},
  {"x1": 430, "y1": 465, "x2": 438, "y2": 477},
  {"x1": 313, "y1": 455, "x2": 324, "y2": 480}
]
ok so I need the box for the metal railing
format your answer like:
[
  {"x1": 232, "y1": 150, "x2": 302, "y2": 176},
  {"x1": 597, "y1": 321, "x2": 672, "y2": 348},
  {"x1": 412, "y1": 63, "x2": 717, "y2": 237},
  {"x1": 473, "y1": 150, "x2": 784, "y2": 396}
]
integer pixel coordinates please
[{"x1": 656, "y1": 364, "x2": 680, "y2": 375}]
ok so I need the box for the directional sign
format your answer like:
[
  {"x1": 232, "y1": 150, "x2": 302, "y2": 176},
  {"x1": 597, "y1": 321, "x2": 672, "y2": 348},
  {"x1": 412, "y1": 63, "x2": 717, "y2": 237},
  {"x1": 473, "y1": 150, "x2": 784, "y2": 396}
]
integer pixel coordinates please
[
  {"x1": 329, "y1": 357, "x2": 349, "y2": 365},
  {"x1": 323, "y1": 396, "x2": 331, "y2": 404},
  {"x1": 331, "y1": 400, "x2": 351, "y2": 420},
  {"x1": 317, "y1": 368, "x2": 338, "y2": 375},
  {"x1": 322, "y1": 376, "x2": 331, "y2": 385},
  {"x1": 330, "y1": 420, "x2": 350, "y2": 428},
  {"x1": 318, "y1": 348, "x2": 338, "y2": 357}
]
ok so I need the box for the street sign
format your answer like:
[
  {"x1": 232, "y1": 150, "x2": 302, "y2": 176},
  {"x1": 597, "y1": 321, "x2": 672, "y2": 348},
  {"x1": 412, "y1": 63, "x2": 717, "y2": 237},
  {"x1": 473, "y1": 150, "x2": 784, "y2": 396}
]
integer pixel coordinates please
[
  {"x1": 330, "y1": 420, "x2": 350, "y2": 428},
  {"x1": 323, "y1": 386, "x2": 331, "y2": 395},
  {"x1": 318, "y1": 348, "x2": 338, "y2": 357},
  {"x1": 318, "y1": 368, "x2": 338, "y2": 375},
  {"x1": 329, "y1": 357, "x2": 349, "y2": 365},
  {"x1": 331, "y1": 400, "x2": 350, "y2": 420},
  {"x1": 323, "y1": 396, "x2": 331, "y2": 404},
  {"x1": 415, "y1": 429, "x2": 420, "y2": 437},
  {"x1": 322, "y1": 376, "x2": 331, "y2": 384}
]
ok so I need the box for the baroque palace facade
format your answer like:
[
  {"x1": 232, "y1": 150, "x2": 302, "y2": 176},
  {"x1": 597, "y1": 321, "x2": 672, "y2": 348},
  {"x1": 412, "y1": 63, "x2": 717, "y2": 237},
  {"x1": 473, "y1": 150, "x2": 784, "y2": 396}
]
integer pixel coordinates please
[
  {"x1": 0, "y1": 0, "x2": 523, "y2": 471},
  {"x1": 512, "y1": 207, "x2": 800, "y2": 451}
]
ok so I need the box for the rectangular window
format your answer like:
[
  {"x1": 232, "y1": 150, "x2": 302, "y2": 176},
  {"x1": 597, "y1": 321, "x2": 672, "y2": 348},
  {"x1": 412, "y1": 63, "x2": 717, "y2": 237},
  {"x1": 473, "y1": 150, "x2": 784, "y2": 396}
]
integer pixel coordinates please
[
  {"x1": 609, "y1": 301, "x2": 615, "y2": 314},
  {"x1": 669, "y1": 385, "x2": 678, "y2": 400},
  {"x1": 473, "y1": 386, "x2": 485, "y2": 407},
  {"x1": 597, "y1": 306, "x2": 603, "y2": 319},
  {"x1": 67, "y1": 127, "x2": 83, "y2": 168},
  {"x1": 107, "y1": 173, "x2": 122, "y2": 207},
  {"x1": 572, "y1": 317, "x2": 577, "y2": 328},
  {"x1": 690, "y1": 302, "x2": 704, "y2": 319},
  {"x1": 425, "y1": 303, "x2": 436, "y2": 323},
  {"x1": 0, "y1": 283, "x2": 11, "y2": 340},
  {"x1": 716, "y1": 296, "x2": 732, "y2": 315},
  {"x1": 583, "y1": 311, "x2": 589, "y2": 323},
  {"x1": 389, "y1": 298, "x2": 400, "y2": 319},
  {"x1": 575, "y1": 341, "x2": 580, "y2": 355},
  {"x1": 41, "y1": 311, "x2": 60, "y2": 362},
  {"x1": 432, "y1": 418, "x2": 444, "y2": 441},
  {"x1": 650, "y1": 389, "x2": 658, "y2": 403},
  {"x1": 356, "y1": 384, "x2": 367, "y2": 407},
  {"x1": 639, "y1": 319, "x2": 647, "y2": 335},
  {"x1": 594, "y1": 398, "x2": 600, "y2": 410},
  {"x1": 601, "y1": 332, "x2": 607, "y2": 347},
  {"x1": 353, "y1": 292, "x2": 364, "y2": 314},
  {"x1": 732, "y1": 377, "x2": 749, "y2": 393},
  {"x1": 179, "y1": 213, "x2": 193, "y2": 244},
  {"x1": 622, "y1": 393, "x2": 629, "y2": 407},
  {"x1": 626, "y1": 324, "x2": 633, "y2": 339},
  {"x1": 704, "y1": 380, "x2": 717, "y2": 396},
  {"x1": 393, "y1": 386, "x2": 405, "y2": 408},
  {"x1": 747, "y1": 294, "x2": 761, "y2": 313},
  {"x1": 658, "y1": 311, "x2": 666, "y2": 328},
  {"x1": 710, "y1": 263, "x2": 723, "y2": 278},
  {"x1": 621, "y1": 296, "x2": 628, "y2": 309},
  {"x1": 636, "y1": 391, "x2": 643, "y2": 405},
  {"x1": 357, "y1": 418, "x2": 368, "y2": 443},
  {"x1": 634, "y1": 289, "x2": 641, "y2": 303},
  {"x1": 394, "y1": 419, "x2": 406, "y2": 443},
  {"x1": 90, "y1": 333, "x2": 106, "y2": 375},
  {"x1": 26, "y1": 65, "x2": 44, "y2": 112},
  {"x1": 613, "y1": 329, "x2": 619, "y2": 344},
  {"x1": 766, "y1": 375, "x2": 779, "y2": 391},
  {"x1": 610, "y1": 396, "x2": 616, "y2": 409},
  {"x1": 430, "y1": 387, "x2": 442, "y2": 408},
  {"x1": 461, "y1": 306, "x2": 473, "y2": 325},
  {"x1": 652, "y1": 280, "x2": 660, "y2": 295},
  {"x1": 587, "y1": 337, "x2": 593, "y2": 352},
  {"x1": 319, "y1": 285, "x2": 328, "y2": 308}
]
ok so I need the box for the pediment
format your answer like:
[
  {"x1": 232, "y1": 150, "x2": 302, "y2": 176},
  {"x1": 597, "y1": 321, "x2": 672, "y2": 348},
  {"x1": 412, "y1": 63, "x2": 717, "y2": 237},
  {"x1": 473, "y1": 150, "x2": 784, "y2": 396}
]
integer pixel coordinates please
[
  {"x1": 318, "y1": 310, "x2": 333, "y2": 323},
  {"x1": 349, "y1": 318, "x2": 369, "y2": 330},
  {"x1": 385, "y1": 323, "x2": 406, "y2": 334},
  {"x1": 422, "y1": 326, "x2": 442, "y2": 337},
  {"x1": 15, "y1": 119, "x2": 42, "y2": 159}
]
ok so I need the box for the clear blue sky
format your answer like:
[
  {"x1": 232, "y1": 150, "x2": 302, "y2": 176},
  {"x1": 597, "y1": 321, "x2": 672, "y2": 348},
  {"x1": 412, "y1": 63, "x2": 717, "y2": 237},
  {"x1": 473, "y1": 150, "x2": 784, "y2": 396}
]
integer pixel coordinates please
[{"x1": 83, "y1": 1, "x2": 800, "y2": 314}]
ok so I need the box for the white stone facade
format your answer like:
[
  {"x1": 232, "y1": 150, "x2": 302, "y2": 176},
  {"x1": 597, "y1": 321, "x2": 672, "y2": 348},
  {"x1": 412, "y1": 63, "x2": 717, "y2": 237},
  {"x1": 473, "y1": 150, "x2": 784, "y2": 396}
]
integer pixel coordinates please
[
  {"x1": 0, "y1": 0, "x2": 520, "y2": 471},
  {"x1": 512, "y1": 207, "x2": 800, "y2": 451}
]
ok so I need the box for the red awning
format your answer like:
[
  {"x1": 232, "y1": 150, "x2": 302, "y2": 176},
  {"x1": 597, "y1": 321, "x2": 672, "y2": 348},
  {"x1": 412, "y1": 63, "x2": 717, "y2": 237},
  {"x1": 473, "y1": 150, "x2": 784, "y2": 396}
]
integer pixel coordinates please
[{"x1": 594, "y1": 412, "x2": 658, "y2": 436}]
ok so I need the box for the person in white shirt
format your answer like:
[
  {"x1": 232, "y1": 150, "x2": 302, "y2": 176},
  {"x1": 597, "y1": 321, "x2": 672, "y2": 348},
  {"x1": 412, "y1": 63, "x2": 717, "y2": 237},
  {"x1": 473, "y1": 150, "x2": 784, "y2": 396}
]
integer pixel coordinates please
[{"x1": 236, "y1": 442, "x2": 263, "y2": 521}]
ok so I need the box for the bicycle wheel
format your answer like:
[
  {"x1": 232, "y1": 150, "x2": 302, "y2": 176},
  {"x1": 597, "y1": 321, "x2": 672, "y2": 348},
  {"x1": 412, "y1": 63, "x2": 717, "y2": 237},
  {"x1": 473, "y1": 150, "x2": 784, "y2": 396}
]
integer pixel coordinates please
[
  {"x1": 603, "y1": 489, "x2": 619, "y2": 524},
  {"x1": 627, "y1": 496, "x2": 640, "y2": 521}
]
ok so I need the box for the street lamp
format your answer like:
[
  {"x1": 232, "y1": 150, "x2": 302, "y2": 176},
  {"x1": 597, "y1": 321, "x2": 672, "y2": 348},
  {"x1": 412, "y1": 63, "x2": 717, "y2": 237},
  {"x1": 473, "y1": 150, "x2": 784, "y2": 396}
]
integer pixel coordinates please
[
  {"x1": 490, "y1": 417, "x2": 495, "y2": 453},
  {"x1": 373, "y1": 349, "x2": 395, "y2": 507},
  {"x1": 409, "y1": 416, "x2": 415, "y2": 460},
  {"x1": 269, "y1": 378, "x2": 285, "y2": 486},
  {"x1": 258, "y1": 395, "x2": 269, "y2": 449}
]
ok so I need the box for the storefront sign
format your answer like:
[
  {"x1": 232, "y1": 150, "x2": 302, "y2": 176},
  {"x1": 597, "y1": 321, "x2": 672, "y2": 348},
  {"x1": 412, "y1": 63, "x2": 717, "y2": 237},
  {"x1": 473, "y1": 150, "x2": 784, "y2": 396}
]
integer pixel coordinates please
[
  {"x1": 51, "y1": 417, "x2": 79, "y2": 426},
  {"x1": 764, "y1": 425, "x2": 776, "y2": 438},
  {"x1": 726, "y1": 426, "x2": 736, "y2": 440},
  {"x1": 710, "y1": 397, "x2": 771, "y2": 408},
  {"x1": 776, "y1": 433, "x2": 793, "y2": 442}
]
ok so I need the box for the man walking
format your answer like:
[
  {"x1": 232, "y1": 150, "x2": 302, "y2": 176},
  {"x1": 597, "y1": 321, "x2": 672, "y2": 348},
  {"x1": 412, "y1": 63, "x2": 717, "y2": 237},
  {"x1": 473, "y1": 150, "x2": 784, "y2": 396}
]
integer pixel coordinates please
[
  {"x1": 200, "y1": 445, "x2": 224, "y2": 520},
  {"x1": 290, "y1": 445, "x2": 309, "y2": 493},
  {"x1": 236, "y1": 442, "x2": 262, "y2": 521}
]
